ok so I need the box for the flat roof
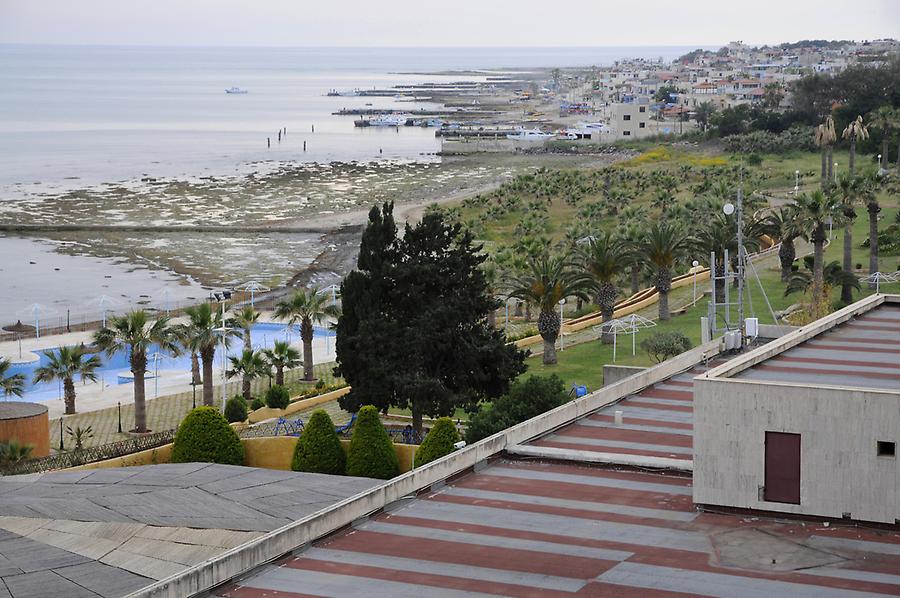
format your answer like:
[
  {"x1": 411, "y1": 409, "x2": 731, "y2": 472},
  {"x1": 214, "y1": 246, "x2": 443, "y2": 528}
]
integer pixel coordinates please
[
  {"x1": 0, "y1": 463, "x2": 379, "y2": 595},
  {"x1": 734, "y1": 303, "x2": 900, "y2": 392},
  {"x1": 215, "y1": 459, "x2": 900, "y2": 597}
]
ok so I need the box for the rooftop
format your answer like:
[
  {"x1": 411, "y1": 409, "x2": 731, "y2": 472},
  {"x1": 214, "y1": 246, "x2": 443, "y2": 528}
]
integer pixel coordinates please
[
  {"x1": 215, "y1": 459, "x2": 900, "y2": 597},
  {"x1": 734, "y1": 302, "x2": 900, "y2": 392},
  {"x1": 0, "y1": 464, "x2": 379, "y2": 595}
]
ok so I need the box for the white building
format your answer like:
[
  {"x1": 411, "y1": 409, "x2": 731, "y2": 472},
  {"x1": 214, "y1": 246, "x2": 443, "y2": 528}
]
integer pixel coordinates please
[{"x1": 694, "y1": 294, "x2": 900, "y2": 525}]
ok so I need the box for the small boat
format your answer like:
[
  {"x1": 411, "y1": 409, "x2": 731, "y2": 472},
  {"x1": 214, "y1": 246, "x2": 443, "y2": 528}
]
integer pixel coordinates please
[
  {"x1": 225, "y1": 87, "x2": 248, "y2": 94},
  {"x1": 356, "y1": 114, "x2": 408, "y2": 127},
  {"x1": 506, "y1": 128, "x2": 554, "y2": 141}
]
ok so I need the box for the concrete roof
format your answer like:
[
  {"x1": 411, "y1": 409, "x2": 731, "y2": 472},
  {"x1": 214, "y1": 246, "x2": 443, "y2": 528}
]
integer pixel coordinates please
[
  {"x1": 215, "y1": 458, "x2": 900, "y2": 597},
  {"x1": 0, "y1": 463, "x2": 379, "y2": 594},
  {"x1": 735, "y1": 302, "x2": 900, "y2": 392}
]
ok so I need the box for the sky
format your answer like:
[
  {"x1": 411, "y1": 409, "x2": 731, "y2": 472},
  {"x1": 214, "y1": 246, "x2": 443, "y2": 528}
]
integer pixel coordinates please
[{"x1": 0, "y1": 0, "x2": 898, "y2": 48}]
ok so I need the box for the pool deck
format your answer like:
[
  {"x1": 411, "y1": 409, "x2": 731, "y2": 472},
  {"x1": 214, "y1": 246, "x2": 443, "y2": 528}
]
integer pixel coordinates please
[{"x1": 0, "y1": 315, "x2": 337, "y2": 419}]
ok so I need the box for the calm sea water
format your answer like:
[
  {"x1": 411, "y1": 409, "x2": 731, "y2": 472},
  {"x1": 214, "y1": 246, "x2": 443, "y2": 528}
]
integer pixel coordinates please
[{"x1": 0, "y1": 45, "x2": 695, "y2": 190}]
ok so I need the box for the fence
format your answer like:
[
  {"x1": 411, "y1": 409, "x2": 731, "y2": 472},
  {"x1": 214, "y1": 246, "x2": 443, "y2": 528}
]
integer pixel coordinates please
[{"x1": 1, "y1": 428, "x2": 176, "y2": 475}]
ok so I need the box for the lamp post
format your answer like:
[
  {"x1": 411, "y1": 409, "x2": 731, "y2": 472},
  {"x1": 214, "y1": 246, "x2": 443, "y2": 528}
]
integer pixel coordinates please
[
  {"x1": 558, "y1": 299, "x2": 566, "y2": 351},
  {"x1": 833, "y1": 162, "x2": 838, "y2": 183},
  {"x1": 794, "y1": 169, "x2": 799, "y2": 193},
  {"x1": 878, "y1": 154, "x2": 883, "y2": 174},
  {"x1": 692, "y1": 260, "x2": 700, "y2": 303}
]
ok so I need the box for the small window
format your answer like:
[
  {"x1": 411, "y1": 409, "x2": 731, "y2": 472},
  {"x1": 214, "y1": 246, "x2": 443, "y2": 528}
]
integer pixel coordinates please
[
  {"x1": 622, "y1": 130, "x2": 631, "y2": 136},
  {"x1": 639, "y1": 106, "x2": 646, "y2": 113},
  {"x1": 877, "y1": 441, "x2": 896, "y2": 457},
  {"x1": 639, "y1": 122, "x2": 646, "y2": 128},
  {"x1": 623, "y1": 114, "x2": 631, "y2": 121}
]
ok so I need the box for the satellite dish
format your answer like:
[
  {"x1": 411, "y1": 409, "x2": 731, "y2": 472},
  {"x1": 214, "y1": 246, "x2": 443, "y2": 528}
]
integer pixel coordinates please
[{"x1": 723, "y1": 203, "x2": 735, "y2": 215}]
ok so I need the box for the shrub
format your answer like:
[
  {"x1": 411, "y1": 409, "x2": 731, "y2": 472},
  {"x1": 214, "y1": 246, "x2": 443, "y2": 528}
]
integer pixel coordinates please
[
  {"x1": 466, "y1": 375, "x2": 569, "y2": 443},
  {"x1": 0, "y1": 440, "x2": 34, "y2": 467},
  {"x1": 224, "y1": 396, "x2": 248, "y2": 423},
  {"x1": 414, "y1": 417, "x2": 460, "y2": 468},
  {"x1": 291, "y1": 410, "x2": 346, "y2": 475},
  {"x1": 250, "y1": 397, "x2": 265, "y2": 411},
  {"x1": 641, "y1": 331, "x2": 693, "y2": 363},
  {"x1": 265, "y1": 385, "x2": 290, "y2": 409},
  {"x1": 171, "y1": 406, "x2": 244, "y2": 465},
  {"x1": 346, "y1": 405, "x2": 398, "y2": 479}
]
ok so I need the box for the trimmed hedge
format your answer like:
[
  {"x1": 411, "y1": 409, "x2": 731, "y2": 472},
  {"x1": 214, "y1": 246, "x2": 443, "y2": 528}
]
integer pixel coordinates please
[
  {"x1": 224, "y1": 396, "x2": 248, "y2": 423},
  {"x1": 414, "y1": 417, "x2": 460, "y2": 468},
  {"x1": 346, "y1": 406, "x2": 398, "y2": 480},
  {"x1": 250, "y1": 397, "x2": 265, "y2": 411},
  {"x1": 171, "y1": 406, "x2": 244, "y2": 465},
  {"x1": 291, "y1": 410, "x2": 346, "y2": 475},
  {"x1": 265, "y1": 385, "x2": 290, "y2": 409},
  {"x1": 466, "y1": 375, "x2": 569, "y2": 443}
]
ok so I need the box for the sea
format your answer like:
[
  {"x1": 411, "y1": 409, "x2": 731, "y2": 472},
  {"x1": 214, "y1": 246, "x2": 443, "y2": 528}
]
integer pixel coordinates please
[{"x1": 0, "y1": 45, "x2": 697, "y2": 325}]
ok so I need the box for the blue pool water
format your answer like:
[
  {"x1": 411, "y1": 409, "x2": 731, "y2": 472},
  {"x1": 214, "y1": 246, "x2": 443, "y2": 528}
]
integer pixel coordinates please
[{"x1": 5, "y1": 322, "x2": 333, "y2": 403}]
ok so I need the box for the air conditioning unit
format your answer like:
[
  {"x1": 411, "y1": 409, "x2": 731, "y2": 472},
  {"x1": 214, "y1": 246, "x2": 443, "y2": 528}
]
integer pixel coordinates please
[
  {"x1": 722, "y1": 330, "x2": 741, "y2": 351},
  {"x1": 745, "y1": 318, "x2": 759, "y2": 338}
]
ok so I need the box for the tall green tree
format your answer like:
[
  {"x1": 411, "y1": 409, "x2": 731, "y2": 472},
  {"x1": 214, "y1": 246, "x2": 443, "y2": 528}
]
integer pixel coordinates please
[
  {"x1": 766, "y1": 205, "x2": 802, "y2": 282},
  {"x1": 274, "y1": 288, "x2": 339, "y2": 382},
  {"x1": 263, "y1": 340, "x2": 301, "y2": 386},
  {"x1": 0, "y1": 358, "x2": 25, "y2": 400},
  {"x1": 507, "y1": 250, "x2": 593, "y2": 365},
  {"x1": 832, "y1": 174, "x2": 865, "y2": 303},
  {"x1": 179, "y1": 303, "x2": 238, "y2": 407},
  {"x1": 93, "y1": 311, "x2": 179, "y2": 432},
  {"x1": 336, "y1": 205, "x2": 526, "y2": 432},
  {"x1": 642, "y1": 222, "x2": 693, "y2": 321},
  {"x1": 33, "y1": 346, "x2": 101, "y2": 415},
  {"x1": 580, "y1": 232, "x2": 629, "y2": 343},
  {"x1": 868, "y1": 106, "x2": 899, "y2": 172},
  {"x1": 814, "y1": 115, "x2": 837, "y2": 185},
  {"x1": 226, "y1": 349, "x2": 267, "y2": 401}
]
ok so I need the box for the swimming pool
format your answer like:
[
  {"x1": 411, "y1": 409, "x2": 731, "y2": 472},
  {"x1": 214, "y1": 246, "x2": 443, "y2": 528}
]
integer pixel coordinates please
[{"x1": 5, "y1": 322, "x2": 334, "y2": 403}]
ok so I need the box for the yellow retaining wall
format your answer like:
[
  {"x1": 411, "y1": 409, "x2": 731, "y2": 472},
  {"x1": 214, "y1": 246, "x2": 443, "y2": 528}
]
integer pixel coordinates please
[
  {"x1": 69, "y1": 434, "x2": 417, "y2": 474},
  {"x1": 514, "y1": 268, "x2": 712, "y2": 349},
  {"x1": 247, "y1": 387, "x2": 351, "y2": 424}
]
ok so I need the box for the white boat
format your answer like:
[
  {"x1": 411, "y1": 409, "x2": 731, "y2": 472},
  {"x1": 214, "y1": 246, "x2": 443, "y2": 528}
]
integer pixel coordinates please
[
  {"x1": 506, "y1": 128, "x2": 554, "y2": 141},
  {"x1": 225, "y1": 87, "x2": 248, "y2": 94},
  {"x1": 578, "y1": 121, "x2": 610, "y2": 132},
  {"x1": 369, "y1": 115, "x2": 408, "y2": 127}
]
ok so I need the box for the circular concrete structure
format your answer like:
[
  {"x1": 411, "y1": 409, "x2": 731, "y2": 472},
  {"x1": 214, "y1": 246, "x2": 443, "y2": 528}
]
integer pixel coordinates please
[{"x1": 0, "y1": 402, "x2": 50, "y2": 457}]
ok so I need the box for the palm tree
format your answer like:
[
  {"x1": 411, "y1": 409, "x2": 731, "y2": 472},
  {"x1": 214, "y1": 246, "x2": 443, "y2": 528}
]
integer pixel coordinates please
[
  {"x1": 868, "y1": 106, "x2": 898, "y2": 172},
  {"x1": 832, "y1": 174, "x2": 864, "y2": 303},
  {"x1": 274, "y1": 287, "x2": 340, "y2": 381},
  {"x1": 93, "y1": 311, "x2": 179, "y2": 432},
  {"x1": 785, "y1": 257, "x2": 859, "y2": 298},
  {"x1": 507, "y1": 250, "x2": 593, "y2": 365},
  {"x1": 0, "y1": 358, "x2": 25, "y2": 400},
  {"x1": 842, "y1": 115, "x2": 869, "y2": 176},
  {"x1": 226, "y1": 349, "x2": 267, "y2": 401},
  {"x1": 642, "y1": 222, "x2": 693, "y2": 321},
  {"x1": 179, "y1": 303, "x2": 239, "y2": 407},
  {"x1": 814, "y1": 116, "x2": 837, "y2": 185},
  {"x1": 580, "y1": 232, "x2": 629, "y2": 343},
  {"x1": 234, "y1": 306, "x2": 260, "y2": 352},
  {"x1": 857, "y1": 174, "x2": 881, "y2": 288},
  {"x1": 766, "y1": 206, "x2": 802, "y2": 282},
  {"x1": 263, "y1": 340, "x2": 301, "y2": 386},
  {"x1": 793, "y1": 191, "x2": 839, "y2": 304},
  {"x1": 32, "y1": 346, "x2": 101, "y2": 415}
]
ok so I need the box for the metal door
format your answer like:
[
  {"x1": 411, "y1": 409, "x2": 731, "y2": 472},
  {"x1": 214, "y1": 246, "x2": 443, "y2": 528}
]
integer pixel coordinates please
[{"x1": 764, "y1": 432, "x2": 800, "y2": 504}]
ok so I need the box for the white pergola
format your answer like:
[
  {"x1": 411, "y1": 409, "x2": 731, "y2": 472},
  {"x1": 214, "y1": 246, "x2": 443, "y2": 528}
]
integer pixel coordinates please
[
  {"x1": 861, "y1": 272, "x2": 898, "y2": 294},
  {"x1": 237, "y1": 281, "x2": 271, "y2": 308},
  {"x1": 594, "y1": 314, "x2": 657, "y2": 362},
  {"x1": 16, "y1": 303, "x2": 58, "y2": 339},
  {"x1": 83, "y1": 295, "x2": 125, "y2": 328}
]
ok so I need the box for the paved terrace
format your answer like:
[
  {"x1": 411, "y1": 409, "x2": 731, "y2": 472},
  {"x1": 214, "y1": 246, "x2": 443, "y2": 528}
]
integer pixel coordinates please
[
  {"x1": 215, "y1": 459, "x2": 900, "y2": 597},
  {"x1": 734, "y1": 303, "x2": 900, "y2": 392},
  {"x1": 0, "y1": 464, "x2": 378, "y2": 597}
]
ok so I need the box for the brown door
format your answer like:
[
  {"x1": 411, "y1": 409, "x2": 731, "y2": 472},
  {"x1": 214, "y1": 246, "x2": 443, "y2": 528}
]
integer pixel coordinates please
[{"x1": 764, "y1": 432, "x2": 800, "y2": 504}]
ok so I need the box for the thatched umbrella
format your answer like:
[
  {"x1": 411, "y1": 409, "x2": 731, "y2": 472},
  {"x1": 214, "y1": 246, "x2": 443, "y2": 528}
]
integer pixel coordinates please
[{"x1": 2, "y1": 321, "x2": 35, "y2": 359}]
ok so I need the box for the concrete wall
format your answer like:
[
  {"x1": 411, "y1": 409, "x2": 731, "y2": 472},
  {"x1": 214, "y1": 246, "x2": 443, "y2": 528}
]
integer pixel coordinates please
[
  {"x1": 128, "y1": 339, "x2": 721, "y2": 598},
  {"x1": 602, "y1": 365, "x2": 646, "y2": 386},
  {"x1": 694, "y1": 378, "x2": 900, "y2": 524}
]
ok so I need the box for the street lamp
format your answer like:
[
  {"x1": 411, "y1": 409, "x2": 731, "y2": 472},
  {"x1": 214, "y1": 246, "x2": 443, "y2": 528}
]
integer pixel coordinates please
[
  {"x1": 558, "y1": 299, "x2": 566, "y2": 351},
  {"x1": 833, "y1": 162, "x2": 838, "y2": 183},
  {"x1": 794, "y1": 169, "x2": 800, "y2": 193},
  {"x1": 878, "y1": 154, "x2": 884, "y2": 174},
  {"x1": 692, "y1": 260, "x2": 700, "y2": 303}
]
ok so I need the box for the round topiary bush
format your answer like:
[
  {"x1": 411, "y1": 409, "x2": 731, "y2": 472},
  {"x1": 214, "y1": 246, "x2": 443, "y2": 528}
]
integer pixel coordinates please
[
  {"x1": 224, "y1": 396, "x2": 248, "y2": 423},
  {"x1": 171, "y1": 406, "x2": 245, "y2": 465},
  {"x1": 346, "y1": 406, "x2": 398, "y2": 480},
  {"x1": 414, "y1": 417, "x2": 460, "y2": 468},
  {"x1": 250, "y1": 397, "x2": 265, "y2": 411},
  {"x1": 291, "y1": 410, "x2": 346, "y2": 475},
  {"x1": 265, "y1": 385, "x2": 290, "y2": 409}
]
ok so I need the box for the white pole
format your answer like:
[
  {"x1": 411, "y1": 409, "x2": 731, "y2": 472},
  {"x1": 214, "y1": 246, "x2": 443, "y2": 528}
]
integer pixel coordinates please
[
  {"x1": 221, "y1": 301, "x2": 227, "y2": 413},
  {"x1": 612, "y1": 329, "x2": 617, "y2": 362},
  {"x1": 559, "y1": 301, "x2": 564, "y2": 351}
]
